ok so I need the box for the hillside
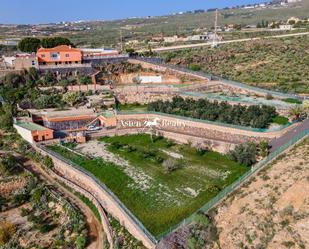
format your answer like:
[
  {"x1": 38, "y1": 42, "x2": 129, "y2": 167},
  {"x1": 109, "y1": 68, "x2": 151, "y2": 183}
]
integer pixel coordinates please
[
  {"x1": 65, "y1": 0, "x2": 309, "y2": 47},
  {"x1": 211, "y1": 137, "x2": 309, "y2": 248},
  {"x1": 161, "y1": 35, "x2": 309, "y2": 94},
  {"x1": 0, "y1": 1, "x2": 308, "y2": 48}
]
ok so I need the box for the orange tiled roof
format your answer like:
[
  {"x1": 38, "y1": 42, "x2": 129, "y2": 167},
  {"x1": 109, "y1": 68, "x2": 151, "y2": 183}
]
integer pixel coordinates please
[{"x1": 37, "y1": 45, "x2": 81, "y2": 53}]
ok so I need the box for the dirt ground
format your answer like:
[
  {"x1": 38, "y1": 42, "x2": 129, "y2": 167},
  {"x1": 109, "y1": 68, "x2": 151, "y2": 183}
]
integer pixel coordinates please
[
  {"x1": 0, "y1": 203, "x2": 64, "y2": 248},
  {"x1": 213, "y1": 139, "x2": 309, "y2": 249},
  {"x1": 21, "y1": 156, "x2": 104, "y2": 249}
]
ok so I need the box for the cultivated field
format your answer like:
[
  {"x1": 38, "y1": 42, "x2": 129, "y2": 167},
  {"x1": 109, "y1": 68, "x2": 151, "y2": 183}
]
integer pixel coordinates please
[{"x1": 48, "y1": 134, "x2": 248, "y2": 237}]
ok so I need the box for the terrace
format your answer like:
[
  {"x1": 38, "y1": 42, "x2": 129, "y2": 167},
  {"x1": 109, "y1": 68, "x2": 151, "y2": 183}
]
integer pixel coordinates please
[{"x1": 47, "y1": 134, "x2": 249, "y2": 238}]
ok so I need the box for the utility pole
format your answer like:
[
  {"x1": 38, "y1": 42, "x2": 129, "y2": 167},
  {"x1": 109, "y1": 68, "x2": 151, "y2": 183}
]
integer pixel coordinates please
[
  {"x1": 120, "y1": 29, "x2": 123, "y2": 52},
  {"x1": 212, "y1": 9, "x2": 218, "y2": 48}
]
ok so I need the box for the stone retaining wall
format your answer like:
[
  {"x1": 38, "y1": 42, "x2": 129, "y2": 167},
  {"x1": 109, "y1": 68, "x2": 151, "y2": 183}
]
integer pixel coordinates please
[
  {"x1": 117, "y1": 113, "x2": 294, "y2": 144},
  {"x1": 88, "y1": 128, "x2": 237, "y2": 154},
  {"x1": 46, "y1": 167, "x2": 114, "y2": 249},
  {"x1": 35, "y1": 145, "x2": 156, "y2": 249}
]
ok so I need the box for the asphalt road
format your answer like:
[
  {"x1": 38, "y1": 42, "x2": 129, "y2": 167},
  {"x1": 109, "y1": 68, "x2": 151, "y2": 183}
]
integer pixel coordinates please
[
  {"x1": 141, "y1": 31, "x2": 309, "y2": 53},
  {"x1": 269, "y1": 118, "x2": 309, "y2": 152}
]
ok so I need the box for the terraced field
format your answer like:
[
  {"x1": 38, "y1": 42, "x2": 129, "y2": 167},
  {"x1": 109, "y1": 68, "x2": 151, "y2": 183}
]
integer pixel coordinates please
[{"x1": 48, "y1": 134, "x2": 248, "y2": 237}]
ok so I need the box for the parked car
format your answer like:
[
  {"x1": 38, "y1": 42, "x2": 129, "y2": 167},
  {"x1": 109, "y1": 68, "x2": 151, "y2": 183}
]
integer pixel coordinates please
[{"x1": 87, "y1": 125, "x2": 101, "y2": 131}]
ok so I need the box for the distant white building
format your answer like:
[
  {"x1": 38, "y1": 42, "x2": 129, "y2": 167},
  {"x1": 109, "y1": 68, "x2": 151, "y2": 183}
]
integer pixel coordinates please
[
  {"x1": 279, "y1": 24, "x2": 293, "y2": 30},
  {"x1": 189, "y1": 35, "x2": 209, "y2": 41},
  {"x1": 163, "y1": 35, "x2": 180, "y2": 43},
  {"x1": 2, "y1": 56, "x2": 16, "y2": 68}
]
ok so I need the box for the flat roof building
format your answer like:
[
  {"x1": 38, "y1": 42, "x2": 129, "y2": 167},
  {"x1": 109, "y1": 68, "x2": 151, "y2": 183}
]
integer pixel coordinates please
[{"x1": 14, "y1": 121, "x2": 54, "y2": 144}]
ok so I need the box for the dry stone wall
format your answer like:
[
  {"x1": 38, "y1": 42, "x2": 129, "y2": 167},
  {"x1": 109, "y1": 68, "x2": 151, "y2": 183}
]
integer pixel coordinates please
[
  {"x1": 117, "y1": 113, "x2": 292, "y2": 144},
  {"x1": 35, "y1": 145, "x2": 156, "y2": 249}
]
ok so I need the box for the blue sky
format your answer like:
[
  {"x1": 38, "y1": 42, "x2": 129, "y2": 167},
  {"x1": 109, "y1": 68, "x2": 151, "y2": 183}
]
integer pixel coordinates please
[{"x1": 0, "y1": 0, "x2": 266, "y2": 24}]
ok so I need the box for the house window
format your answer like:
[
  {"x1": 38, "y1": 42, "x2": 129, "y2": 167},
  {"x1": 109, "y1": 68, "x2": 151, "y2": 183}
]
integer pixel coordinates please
[
  {"x1": 41, "y1": 54, "x2": 46, "y2": 58},
  {"x1": 31, "y1": 61, "x2": 35, "y2": 65},
  {"x1": 51, "y1": 52, "x2": 60, "y2": 60},
  {"x1": 65, "y1": 54, "x2": 70, "y2": 57}
]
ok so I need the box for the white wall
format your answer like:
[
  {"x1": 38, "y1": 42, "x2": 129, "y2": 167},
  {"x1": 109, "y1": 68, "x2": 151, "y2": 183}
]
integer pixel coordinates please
[
  {"x1": 138, "y1": 76, "x2": 162, "y2": 83},
  {"x1": 3, "y1": 56, "x2": 16, "y2": 67},
  {"x1": 14, "y1": 124, "x2": 34, "y2": 144}
]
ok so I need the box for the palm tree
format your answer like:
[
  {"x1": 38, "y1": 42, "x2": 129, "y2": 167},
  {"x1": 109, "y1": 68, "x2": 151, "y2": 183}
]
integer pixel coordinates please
[
  {"x1": 303, "y1": 100, "x2": 309, "y2": 115},
  {"x1": 289, "y1": 105, "x2": 304, "y2": 121}
]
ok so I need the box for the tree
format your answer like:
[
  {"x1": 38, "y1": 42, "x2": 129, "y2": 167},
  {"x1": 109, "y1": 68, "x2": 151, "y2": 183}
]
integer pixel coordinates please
[
  {"x1": 189, "y1": 64, "x2": 201, "y2": 71},
  {"x1": 303, "y1": 100, "x2": 309, "y2": 114},
  {"x1": 43, "y1": 71, "x2": 57, "y2": 86},
  {"x1": 62, "y1": 92, "x2": 80, "y2": 107},
  {"x1": 228, "y1": 142, "x2": 257, "y2": 166},
  {"x1": 162, "y1": 158, "x2": 181, "y2": 172},
  {"x1": 79, "y1": 76, "x2": 92, "y2": 85},
  {"x1": 0, "y1": 197, "x2": 6, "y2": 211},
  {"x1": 18, "y1": 37, "x2": 41, "y2": 53},
  {"x1": 41, "y1": 37, "x2": 73, "y2": 48},
  {"x1": 0, "y1": 155, "x2": 18, "y2": 176},
  {"x1": 28, "y1": 67, "x2": 39, "y2": 81},
  {"x1": 0, "y1": 104, "x2": 13, "y2": 131},
  {"x1": 75, "y1": 235, "x2": 87, "y2": 249},
  {"x1": 43, "y1": 155, "x2": 54, "y2": 169},
  {"x1": 289, "y1": 105, "x2": 304, "y2": 120},
  {"x1": 259, "y1": 140, "x2": 269, "y2": 157},
  {"x1": 0, "y1": 72, "x2": 26, "y2": 88},
  {"x1": 0, "y1": 221, "x2": 16, "y2": 246}
]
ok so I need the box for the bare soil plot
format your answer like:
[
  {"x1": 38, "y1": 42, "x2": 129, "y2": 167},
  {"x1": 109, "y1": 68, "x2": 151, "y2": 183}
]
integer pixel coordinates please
[{"x1": 212, "y1": 138, "x2": 309, "y2": 249}]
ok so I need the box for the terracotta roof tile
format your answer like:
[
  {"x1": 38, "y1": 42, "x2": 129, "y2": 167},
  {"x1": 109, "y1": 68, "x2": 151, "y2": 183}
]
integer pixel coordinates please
[{"x1": 37, "y1": 45, "x2": 81, "y2": 53}]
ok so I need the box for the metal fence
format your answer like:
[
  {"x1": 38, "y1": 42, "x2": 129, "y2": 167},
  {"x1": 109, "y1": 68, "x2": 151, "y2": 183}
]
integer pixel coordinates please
[
  {"x1": 155, "y1": 128, "x2": 309, "y2": 240},
  {"x1": 38, "y1": 127, "x2": 309, "y2": 243},
  {"x1": 37, "y1": 144, "x2": 158, "y2": 245},
  {"x1": 117, "y1": 110, "x2": 295, "y2": 133},
  {"x1": 134, "y1": 57, "x2": 302, "y2": 100}
]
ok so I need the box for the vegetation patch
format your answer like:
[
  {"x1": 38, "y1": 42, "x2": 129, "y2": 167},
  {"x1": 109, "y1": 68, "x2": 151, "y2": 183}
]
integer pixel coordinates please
[
  {"x1": 272, "y1": 116, "x2": 289, "y2": 126},
  {"x1": 162, "y1": 36, "x2": 309, "y2": 93},
  {"x1": 148, "y1": 96, "x2": 278, "y2": 129},
  {"x1": 282, "y1": 98, "x2": 303, "y2": 104},
  {"x1": 47, "y1": 134, "x2": 248, "y2": 237},
  {"x1": 0, "y1": 152, "x2": 87, "y2": 249},
  {"x1": 117, "y1": 103, "x2": 148, "y2": 112}
]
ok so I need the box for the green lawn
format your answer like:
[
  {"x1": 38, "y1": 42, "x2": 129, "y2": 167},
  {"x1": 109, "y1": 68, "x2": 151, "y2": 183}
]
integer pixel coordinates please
[
  {"x1": 117, "y1": 103, "x2": 148, "y2": 112},
  {"x1": 282, "y1": 98, "x2": 303, "y2": 104},
  {"x1": 272, "y1": 116, "x2": 290, "y2": 126},
  {"x1": 48, "y1": 134, "x2": 248, "y2": 237}
]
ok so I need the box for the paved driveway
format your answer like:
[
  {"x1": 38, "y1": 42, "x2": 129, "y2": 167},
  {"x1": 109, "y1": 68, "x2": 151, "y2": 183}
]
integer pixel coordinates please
[{"x1": 270, "y1": 118, "x2": 309, "y2": 152}]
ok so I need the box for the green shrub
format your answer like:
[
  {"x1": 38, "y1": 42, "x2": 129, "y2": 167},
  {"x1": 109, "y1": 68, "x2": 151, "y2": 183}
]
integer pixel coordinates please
[
  {"x1": 272, "y1": 116, "x2": 289, "y2": 125},
  {"x1": 228, "y1": 142, "x2": 257, "y2": 166},
  {"x1": 148, "y1": 96, "x2": 277, "y2": 129},
  {"x1": 162, "y1": 158, "x2": 182, "y2": 173},
  {"x1": 43, "y1": 155, "x2": 54, "y2": 169},
  {"x1": 188, "y1": 64, "x2": 201, "y2": 71},
  {"x1": 283, "y1": 98, "x2": 303, "y2": 104},
  {"x1": 75, "y1": 234, "x2": 87, "y2": 249}
]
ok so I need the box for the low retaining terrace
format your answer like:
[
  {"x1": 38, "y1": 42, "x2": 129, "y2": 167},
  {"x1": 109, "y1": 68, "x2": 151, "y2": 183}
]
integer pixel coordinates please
[
  {"x1": 35, "y1": 144, "x2": 157, "y2": 249},
  {"x1": 130, "y1": 57, "x2": 302, "y2": 100},
  {"x1": 114, "y1": 112, "x2": 296, "y2": 153}
]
